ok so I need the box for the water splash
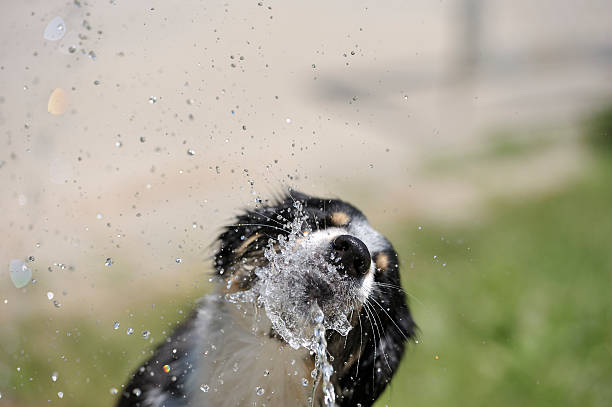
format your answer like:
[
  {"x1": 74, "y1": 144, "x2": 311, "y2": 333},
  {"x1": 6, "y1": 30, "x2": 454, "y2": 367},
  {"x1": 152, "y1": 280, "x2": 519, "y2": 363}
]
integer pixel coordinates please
[
  {"x1": 227, "y1": 200, "x2": 352, "y2": 406},
  {"x1": 310, "y1": 303, "x2": 336, "y2": 407},
  {"x1": 43, "y1": 17, "x2": 66, "y2": 41},
  {"x1": 9, "y1": 259, "x2": 32, "y2": 288},
  {"x1": 228, "y1": 201, "x2": 354, "y2": 349}
]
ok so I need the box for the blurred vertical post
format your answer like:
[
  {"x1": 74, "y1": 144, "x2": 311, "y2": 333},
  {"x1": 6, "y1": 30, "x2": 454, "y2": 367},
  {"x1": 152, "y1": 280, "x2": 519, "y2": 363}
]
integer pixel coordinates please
[{"x1": 454, "y1": 0, "x2": 482, "y2": 80}]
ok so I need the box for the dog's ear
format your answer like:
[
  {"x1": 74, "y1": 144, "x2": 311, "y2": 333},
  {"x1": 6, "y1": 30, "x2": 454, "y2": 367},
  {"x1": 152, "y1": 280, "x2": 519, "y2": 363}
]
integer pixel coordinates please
[
  {"x1": 214, "y1": 209, "x2": 283, "y2": 273},
  {"x1": 338, "y1": 296, "x2": 416, "y2": 406},
  {"x1": 214, "y1": 193, "x2": 316, "y2": 274}
]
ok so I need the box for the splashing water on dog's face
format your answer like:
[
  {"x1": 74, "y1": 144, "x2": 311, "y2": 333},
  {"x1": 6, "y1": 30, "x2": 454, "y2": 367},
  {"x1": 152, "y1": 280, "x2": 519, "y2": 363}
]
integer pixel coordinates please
[{"x1": 228, "y1": 201, "x2": 365, "y2": 350}]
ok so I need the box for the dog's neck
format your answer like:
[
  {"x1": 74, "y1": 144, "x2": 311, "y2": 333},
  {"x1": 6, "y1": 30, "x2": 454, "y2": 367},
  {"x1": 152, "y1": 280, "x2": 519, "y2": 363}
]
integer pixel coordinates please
[{"x1": 186, "y1": 294, "x2": 323, "y2": 407}]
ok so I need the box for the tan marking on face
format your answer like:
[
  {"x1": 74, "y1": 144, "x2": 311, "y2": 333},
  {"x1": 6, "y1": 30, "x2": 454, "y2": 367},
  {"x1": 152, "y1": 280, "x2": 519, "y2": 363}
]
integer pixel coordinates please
[
  {"x1": 224, "y1": 265, "x2": 254, "y2": 294},
  {"x1": 235, "y1": 232, "x2": 261, "y2": 256},
  {"x1": 225, "y1": 264, "x2": 258, "y2": 293},
  {"x1": 330, "y1": 211, "x2": 350, "y2": 226},
  {"x1": 226, "y1": 240, "x2": 276, "y2": 294},
  {"x1": 226, "y1": 276, "x2": 243, "y2": 294},
  {"x1": 375, "y1": 253, "x2": 389, "y2": 271}
]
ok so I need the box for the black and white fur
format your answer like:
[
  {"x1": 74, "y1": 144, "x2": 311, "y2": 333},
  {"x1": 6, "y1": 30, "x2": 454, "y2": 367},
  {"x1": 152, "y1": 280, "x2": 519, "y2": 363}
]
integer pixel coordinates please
[{"x1": 117, "y1": 192, "x2": 416, "y2": 407}]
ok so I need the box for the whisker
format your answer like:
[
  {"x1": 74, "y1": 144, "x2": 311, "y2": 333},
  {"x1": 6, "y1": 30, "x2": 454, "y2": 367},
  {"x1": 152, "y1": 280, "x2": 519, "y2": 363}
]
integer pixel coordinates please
[
  {"x1": 372, "y1": 282, "x2": 426, "y2": 308},
  {"x1": 225, "y1": 223, "x2": 289, "y2": 235},
  {"x1": 323, "y1": 199, "x2": 327, "y2": 230},
  {"x1": 368, "y1": 295, "x2": 412, "y2": 343},
  {"x1": 364, "y1": 300, "x2": 392, "y2": 373},
  {"x1": 344, "y1": 302, "x2": 355, "y2": 350},
  {"x1": 355, "y1": 304, "x2": 363, "y2": 378},
  {"x1": 361, "y1": 302, "x2": 378, "y2": 388},
  {"x1": 252, "y1": 209, "x2": 291, "y2": 231},
  {"x1": 263, "y1": 204, "x2": 291, "y2": 225}
]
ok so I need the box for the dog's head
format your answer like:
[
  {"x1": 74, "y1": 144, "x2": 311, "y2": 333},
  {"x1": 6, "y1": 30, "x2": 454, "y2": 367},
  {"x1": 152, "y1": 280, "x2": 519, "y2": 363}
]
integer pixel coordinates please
[{"x1": 213, "y1": 191, "x2": 416, "y2": 405}]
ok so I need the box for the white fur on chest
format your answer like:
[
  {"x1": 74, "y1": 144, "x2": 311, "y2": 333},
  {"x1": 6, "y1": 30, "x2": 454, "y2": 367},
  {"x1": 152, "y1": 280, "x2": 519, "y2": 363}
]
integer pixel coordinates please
[{"x1": 186, "y1": 296, "x2": 315, "y2": 407}]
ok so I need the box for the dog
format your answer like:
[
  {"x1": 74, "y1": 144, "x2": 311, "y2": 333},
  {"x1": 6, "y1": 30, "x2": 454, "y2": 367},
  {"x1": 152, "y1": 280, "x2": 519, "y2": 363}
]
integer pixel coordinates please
[{"x1": 117, "y1": 191, "x2": 416, "y2": 407}]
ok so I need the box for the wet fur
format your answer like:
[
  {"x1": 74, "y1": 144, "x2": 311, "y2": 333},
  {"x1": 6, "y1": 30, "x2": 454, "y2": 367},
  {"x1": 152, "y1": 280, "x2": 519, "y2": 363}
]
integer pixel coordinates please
[{"x1": 117, "y1": 192, "x2": 416, "y2": 407}]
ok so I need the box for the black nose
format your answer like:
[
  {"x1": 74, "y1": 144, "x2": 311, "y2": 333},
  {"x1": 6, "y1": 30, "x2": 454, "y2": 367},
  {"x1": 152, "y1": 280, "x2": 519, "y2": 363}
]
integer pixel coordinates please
[{"x1": 329, "y1": 235, "x2": 371, "y2": 277}]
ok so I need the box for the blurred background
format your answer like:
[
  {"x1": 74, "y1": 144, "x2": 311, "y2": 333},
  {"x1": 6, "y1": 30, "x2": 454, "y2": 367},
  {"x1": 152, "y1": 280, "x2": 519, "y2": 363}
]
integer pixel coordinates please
[{"x1": 1, "y1": 0, "x2": 611, "y2": 406}]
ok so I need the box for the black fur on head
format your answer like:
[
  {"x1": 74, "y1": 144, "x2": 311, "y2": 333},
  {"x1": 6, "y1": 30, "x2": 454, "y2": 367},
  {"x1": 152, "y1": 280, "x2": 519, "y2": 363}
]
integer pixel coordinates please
[{"x1": 213, "y1": 191, "x2": 417, "y2": 406}]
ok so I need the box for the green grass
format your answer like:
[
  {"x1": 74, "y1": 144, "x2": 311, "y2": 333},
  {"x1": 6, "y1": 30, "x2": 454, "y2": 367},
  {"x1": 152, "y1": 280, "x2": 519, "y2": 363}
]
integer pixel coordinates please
[
  {"x1": 375, "y1": 157, "x2": 612, "y2": 407},
  {"x1": 585, "y1": 103, "x2": 612, "y2": 153}
]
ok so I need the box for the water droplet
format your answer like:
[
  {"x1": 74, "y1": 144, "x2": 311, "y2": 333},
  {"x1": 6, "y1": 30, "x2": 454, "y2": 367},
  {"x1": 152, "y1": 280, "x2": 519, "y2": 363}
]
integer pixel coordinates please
[
  {"x1": 115, "y1": 140, "x2": 122, "y2": 148},
  {"x1": 162, "y1": 364, "x2": 171, "y2": 373},
  {"x1": 141, "y1": 330, "x2": 150, "y2": 339},
  {"x1": 200, "y1": 384, "x2": 210, "y2": 393},
  {"x1": 139, "y1": 136, "x2": 146, "y2": 143},
  {"x1": 109, "y1": 387, "x2": 118, "y2": 395},
  {"x1": 301, "y1": 377, "x2": 309, "y2": 386},
  {"x1": 369, "y1": 163, "x2": 374, "y2": 168},
  {"x1": 9, "y1": 259, "x2": 32, "y2": 288},
  {"x1": 132, "y1": 388, "x2": 141, "y2": 397},
  {"x1": 113, "y1": 321, "x2": 120, "y2": 330},
  {"x1": 47, "y1": 291, "x2": 54, "y2": 300},
  {"x1": 255, "y1": 387, "x2": 265, "y2": 396},
  {"x1": 53, "y1": 300, "x2": 62, "y2": 308},
  {"x1": 47, "y1": 88, "x2": 68, "y2": 115},
  {"x1": 105, "y1": 258, "x2": 113, "y2": 267},
  {"x1": 148, "y1": 96, "x2": 157, "y2": 104},
  {"x1": 285, "y1": 118, "x2": 292, "y2": 124},
  {"x1": 312, "y1": 308, "x2": 324, "y2": 324},
  {"x1": 51, "y1": 372, "x2": 58, "y2": 382},
  {"x1": 44, "y1": 17, "x2": 66, "y2": 41},
  {"x1": 57, "y1": 391, "x2": 64, "y2": 399},
  {"x1": 126, "y1": 328, "x2": 134, "y2": 335},
  {"x1": 187, "y1": 149, "x2": 195, "y2": 156},
  {"x1": 175, "y1": 258, "x2": 182, "y2": 264}
]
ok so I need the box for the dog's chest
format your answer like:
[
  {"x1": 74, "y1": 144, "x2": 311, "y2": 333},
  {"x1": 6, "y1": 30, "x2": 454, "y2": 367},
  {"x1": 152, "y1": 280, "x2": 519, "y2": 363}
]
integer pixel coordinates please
[{"x1": 186, "y1": 298, "x2": 316, "y2": 407}]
